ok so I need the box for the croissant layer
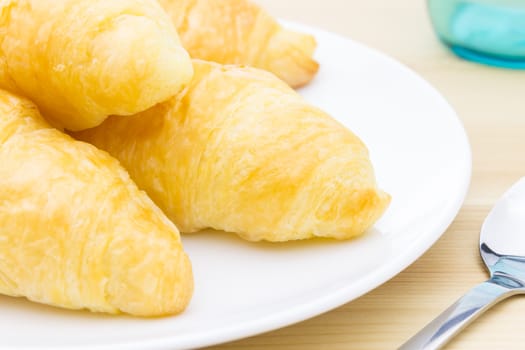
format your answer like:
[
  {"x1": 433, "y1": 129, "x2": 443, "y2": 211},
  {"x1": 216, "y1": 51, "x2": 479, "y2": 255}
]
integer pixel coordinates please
[
  {"x1": 0, "y1": 0, "x2": 193, "y2": 131},
  {"x1": 157, "y1": 0, "x2": 318, "y2": 87},
  {"x1": 74, "y1": 60, "x2": 389, "y2": 242},
  {"x1": 0, "y1": 90, "x2": 193, "y2": 316}
]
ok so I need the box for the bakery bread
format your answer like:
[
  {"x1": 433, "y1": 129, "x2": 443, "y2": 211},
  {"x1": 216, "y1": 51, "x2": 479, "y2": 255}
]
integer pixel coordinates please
[
  {"x1": 158, "y1": 0, "x2": 318, "y2": 87},
  {"x1": 74, "y1": 60, "x2": 390, "y2": 242},
  {"x1": 0, "y1": 89, "x2": 193, "y2": 316},
  {"x1": 0, "y1": 0, "x2": 193, "y2": 131}
]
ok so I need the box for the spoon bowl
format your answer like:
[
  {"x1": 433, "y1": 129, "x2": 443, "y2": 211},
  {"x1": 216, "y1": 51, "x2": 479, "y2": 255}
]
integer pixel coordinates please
[{"x1": 399, "y1": 177, "x2": 525, "y2": 350}]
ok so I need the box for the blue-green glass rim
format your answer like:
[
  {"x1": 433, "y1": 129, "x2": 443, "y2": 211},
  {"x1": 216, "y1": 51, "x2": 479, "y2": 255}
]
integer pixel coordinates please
[{"x1": 426, "y1": 0, "x2": 525, "y2": 69}]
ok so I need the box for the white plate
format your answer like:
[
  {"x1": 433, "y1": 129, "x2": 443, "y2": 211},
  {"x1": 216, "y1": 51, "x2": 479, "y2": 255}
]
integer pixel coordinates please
[{"x1": 0, "y1": 23, "x2": 471, "y2": 349}]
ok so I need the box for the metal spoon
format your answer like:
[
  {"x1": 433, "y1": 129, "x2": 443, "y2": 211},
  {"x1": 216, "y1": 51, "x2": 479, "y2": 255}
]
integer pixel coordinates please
[{"x1": 399, "y1": 177, "x2": 525, "y2": 350}]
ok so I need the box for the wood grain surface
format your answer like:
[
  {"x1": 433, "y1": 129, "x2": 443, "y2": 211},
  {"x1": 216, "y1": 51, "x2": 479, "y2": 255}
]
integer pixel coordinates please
[{"x1": 206, "y1": 0, "x2": 525, "y2": 349}]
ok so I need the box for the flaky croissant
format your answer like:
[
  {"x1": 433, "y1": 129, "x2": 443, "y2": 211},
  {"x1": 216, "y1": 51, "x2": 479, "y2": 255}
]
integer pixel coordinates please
[
  {"x1": 0, "y1": 0, "x2": 193, "y2": 131},
  {"x1": 74, "y1": 60, "x2": 390, "y2": 242},
  {"x1": 0, "y1": 90, "x2": 193, "y2": 316},
  {"x1": 157, "y1": 0, "x2": 318, "y2": 87}
]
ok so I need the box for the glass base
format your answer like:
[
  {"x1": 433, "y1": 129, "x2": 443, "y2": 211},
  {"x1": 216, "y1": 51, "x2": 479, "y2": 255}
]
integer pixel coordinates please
[{"x1": 450, "y1": 45, "x2": 525, "y2": 69}]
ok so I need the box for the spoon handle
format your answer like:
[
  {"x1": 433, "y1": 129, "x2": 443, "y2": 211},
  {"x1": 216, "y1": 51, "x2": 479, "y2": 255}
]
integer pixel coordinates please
[{"x1": 398, "y1": 277, "x2": 520, "y2": 350}]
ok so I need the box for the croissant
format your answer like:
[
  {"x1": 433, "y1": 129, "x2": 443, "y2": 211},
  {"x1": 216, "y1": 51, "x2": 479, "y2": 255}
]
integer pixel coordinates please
[
  {"x1": 157, "y1": 0, "x2": 318, "y2": 87},
  {"x1": 0, "y1": 0, "x2": 193, "y2": 131},
  {"x1": 74, "y1": 60, "x2": 390, "y2": 242},
  {"x1": 0, "y1": 90, "x2": 193, "y2": 316}
]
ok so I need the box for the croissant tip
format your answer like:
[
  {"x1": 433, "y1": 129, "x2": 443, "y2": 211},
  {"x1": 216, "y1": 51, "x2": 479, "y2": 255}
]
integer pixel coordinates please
[
  {"x1": 289, "y1": 59, "x2": 320, "y2": 88},
  {"x1": 266, "y1": 29, "x2": 320, "y2": 87}
]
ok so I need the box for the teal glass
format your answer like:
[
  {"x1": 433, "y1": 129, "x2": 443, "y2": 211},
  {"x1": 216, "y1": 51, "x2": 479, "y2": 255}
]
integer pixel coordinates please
[{"x1": 428, "y1": 0, "x2": 525, "y2": 68}]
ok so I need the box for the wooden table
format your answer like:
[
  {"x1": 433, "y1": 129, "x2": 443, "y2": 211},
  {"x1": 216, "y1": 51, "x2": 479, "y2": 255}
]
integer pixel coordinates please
[{"x1": 207, "y1": 0, "x2": 525, "y2": 349}]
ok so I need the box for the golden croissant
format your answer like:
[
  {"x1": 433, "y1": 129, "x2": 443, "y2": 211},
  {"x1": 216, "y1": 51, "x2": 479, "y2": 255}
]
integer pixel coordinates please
[
  {"x1": 0, "y1": 0, "x2": 193, "y2": 131},
  {"x1": 157, "y1": 0, "x2": 318, "y2": 87},
  {"x1": 74, "y1": 60, "x2": 390, "y2": 242},
  {"x1": 0, "y1": 89, "x2": 193, "y2": 316}
]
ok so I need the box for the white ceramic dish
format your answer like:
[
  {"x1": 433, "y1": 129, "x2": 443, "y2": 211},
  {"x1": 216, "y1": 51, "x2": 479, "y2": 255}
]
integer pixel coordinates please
[{"x1": 0, "y1": 22, "x2": 471, "y2": 349}]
